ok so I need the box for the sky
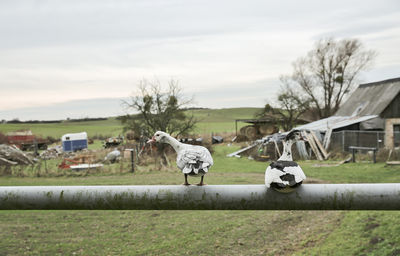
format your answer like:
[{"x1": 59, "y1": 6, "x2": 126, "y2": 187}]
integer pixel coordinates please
[{"x1": 0, "y1": 0, "x2": 399, "y2": 120}]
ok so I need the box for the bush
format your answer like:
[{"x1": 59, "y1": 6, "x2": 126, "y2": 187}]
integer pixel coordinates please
[{"x1": 0, "y1": 132, "x2": 7, "y2": 144}]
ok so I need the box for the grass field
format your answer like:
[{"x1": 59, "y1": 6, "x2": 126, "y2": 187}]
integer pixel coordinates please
[
  {"x1": 1, "y1": 144, "x2": 400, "y2": 255},
  {"x1": 0, "y1": 118, "x2": 123, "y2": 138},
  {"x1": 1, "y1": 108, "x2": 400, "y2": 255},
  {"x1": 0, "y1": 108, "x2": 261, "y2": 138}
]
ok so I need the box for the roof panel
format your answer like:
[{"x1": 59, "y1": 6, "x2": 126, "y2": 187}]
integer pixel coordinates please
[
  {"x1": 295, "y1": 115, "x2": 378, "y2": 132},
  {"x1": 335, "y1": 78, "x2": 400, "y2": 116}
]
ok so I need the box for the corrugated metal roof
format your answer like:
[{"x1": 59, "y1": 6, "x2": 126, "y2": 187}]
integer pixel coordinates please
[
  {"x1": 295, "y1": 115, "x2": 378, "y2": 132},
  {"x1": 335, "y1": 78, "x2": 400, "y2": 116}
]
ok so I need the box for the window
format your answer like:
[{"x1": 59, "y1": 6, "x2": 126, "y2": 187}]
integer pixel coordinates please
[{"x1": 394, "y1": 125, "x2": 400, "y2": 147}]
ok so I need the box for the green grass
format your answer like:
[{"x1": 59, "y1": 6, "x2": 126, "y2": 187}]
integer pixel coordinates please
[
  {"x1": 0, "y1": 172, "x2": 265, "y2": 186},
  {"x1": 1, "y1": 144, "x2": 400, "y2": 255},
  {"x1": 192, "y1": 107, "x2": 261, "y2": 134},
  {"x1": 0, "y1": 118, "x2": 123, "y2": 138},
  {"x1": 0, "y1": 210, "x2": 342, "y2": 256},
  {"x1": 299, "y1": 161, "x2": 400, "y2": 183},
  {"x1": 190, "y1": 107, "x2": 261, "y2": 122},
  {"x1": 297, "y1": 212, "x2": 400, "y2": 256},
  {"x1": 0, "y1": 108, "x2": 261, "y2": 138}
]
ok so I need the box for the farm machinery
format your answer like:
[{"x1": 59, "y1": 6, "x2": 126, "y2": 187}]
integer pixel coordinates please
[{"x1": 6, "y1": 130, "x2": 49, "y2": 151}]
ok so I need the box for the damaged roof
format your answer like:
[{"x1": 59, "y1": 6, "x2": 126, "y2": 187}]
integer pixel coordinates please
[
  {"x1": 335, "y1": 77, "x2": 400, "y2": 116},
  {"x1": 295, "y1": 115, "x2": 378, "y2": 132}
]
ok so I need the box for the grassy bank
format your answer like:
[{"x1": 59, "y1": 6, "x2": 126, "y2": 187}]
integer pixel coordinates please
[{"x1": 1, "y1": 144, "x2": 400, "y2": 255}]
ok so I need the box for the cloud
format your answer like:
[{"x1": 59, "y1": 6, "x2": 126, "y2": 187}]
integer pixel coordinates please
[
  {"x1": 0, "y1": 0, "x2": 399, "y2": 119},
  {"x1": 0, "y1": 97, "x2": 127, "y2": 121}
]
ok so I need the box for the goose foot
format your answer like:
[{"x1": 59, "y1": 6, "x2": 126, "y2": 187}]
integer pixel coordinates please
[
  {"x1": 196, "y1": 176, "x2": 206, "y2": 186},
  {"x1": 182, "y1": 174, "x2": 190, "y2": 186}
]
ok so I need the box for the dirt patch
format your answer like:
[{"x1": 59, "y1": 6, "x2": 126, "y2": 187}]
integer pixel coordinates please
[
  {"x1": 303, "y1": 178, "x2": 327, "y2": 184},
  {"x1": 390, "y1": 249, "x2": 400, "y2": 256},
  {"x1": 369, "y1": 236, "x2": 384, "y2": 245},
  {"x1": 364, "y1": 223, "x2": 380, "y2": 231}
]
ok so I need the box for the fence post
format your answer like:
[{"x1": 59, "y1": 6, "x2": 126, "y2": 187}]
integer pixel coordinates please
[
  {"x1": 342, "y1": 130, "x2": 345, "y2": 152},
  {"x1": 125, "y1": 149, "x2": 135, "y2": 173},
  {"x1": 377, "y1": 132, "x2": 380, "y2": 149},
  {"x1": 373, "y1": 149, "x2": 377, "y2": 164}
]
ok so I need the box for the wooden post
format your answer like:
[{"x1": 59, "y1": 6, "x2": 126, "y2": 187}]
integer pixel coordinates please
[
  {"x1": 342, "y1": 130, "x2": 345, "y2": 152},
  {"x1": 373, "y1": 149, "x2": 376, "y2": 164},
  {"x1": 310, "y1": 131, "x2": 329, "y2": 159},
  {"x1": 323, "y1": 128, "x2": 333, "y2": 150},
  {"x1": 235, "y1": 120, "x2": 238, "y2": 136},
  {"x1": 304, "y1": 132, "x2": 323, "y2": 161},
  {"x1": 127, "y1": 149, "x2": 135, "y2": 173}
]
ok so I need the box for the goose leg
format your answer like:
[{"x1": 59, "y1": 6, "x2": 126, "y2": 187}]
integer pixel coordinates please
[
  {"x1": 197, "y1": 175, "x2": 206, "y2": 186},
  {"x1": 183, "y1": 174, "x2": 190, "y2": 186}
]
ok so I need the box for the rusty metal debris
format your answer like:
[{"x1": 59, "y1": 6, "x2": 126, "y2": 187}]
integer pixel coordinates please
[
  {"x1": 103, "y1": 136, "x2": 124, "y2": 148},
  {"x1": 39, "y1": 145, "x2": 63, "y2": 159}
]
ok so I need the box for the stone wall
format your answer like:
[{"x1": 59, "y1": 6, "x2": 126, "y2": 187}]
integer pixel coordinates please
[{"x1": 385, "y1": 118, "x2": 400, "y2": 148}]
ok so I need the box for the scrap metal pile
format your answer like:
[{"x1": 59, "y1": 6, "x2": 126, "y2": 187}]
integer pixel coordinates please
[
  {"x1": 227, "y1": 129, "x2": 332, "y2": 161},
  {"x1": 0, "y1": 144, "x2": 36, "y2": 165},
  {"x1": 39, "y1": 145, "x2": 63, "y2": 159}
]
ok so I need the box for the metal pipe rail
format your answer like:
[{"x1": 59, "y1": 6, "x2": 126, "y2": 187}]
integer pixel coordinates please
[{"x1": 1, "y1": 184, "x2": 400, "y2": 210}]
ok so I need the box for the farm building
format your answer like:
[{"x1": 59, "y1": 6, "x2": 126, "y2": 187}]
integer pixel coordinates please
[{"x1": 297, "y1": 77, "x2": 400, "y2": 150}]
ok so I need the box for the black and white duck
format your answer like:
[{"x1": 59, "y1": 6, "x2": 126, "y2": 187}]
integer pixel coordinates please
[{"x1": 265, "y1": 129, "x2": 307, "y2": 193}]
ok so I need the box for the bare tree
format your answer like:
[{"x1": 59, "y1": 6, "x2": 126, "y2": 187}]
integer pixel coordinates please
[
  {"x1": 258, "y1": 79, "x2": 310, "y2": 131},
  {"x1": 286, "y1": 38, "x2": 376, "y2": 118},
  {"x1": 121, "y1": 79, "x2": 197, "y2": 139},
  {"x1": 276, "y1": 78, "x2": 311, "y2": 131}
]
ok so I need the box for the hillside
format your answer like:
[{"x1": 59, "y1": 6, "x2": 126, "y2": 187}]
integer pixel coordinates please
[{"x1": 0, "y1": 107, "x2": 262, "y2": 138}]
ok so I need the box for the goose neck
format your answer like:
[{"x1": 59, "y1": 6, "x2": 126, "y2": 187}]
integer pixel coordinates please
[
  {"x1": 279, "y1": 140, "x2": 294, "y2": 161},
  {"x1": 164, "y1": 135, "x2": 181, "y2": 152}
]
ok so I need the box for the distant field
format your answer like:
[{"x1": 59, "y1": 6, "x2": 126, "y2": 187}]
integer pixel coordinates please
[
  {"x1": 0, "y1": 118, "x2": 123, "y2": 138},
  {"x1": 190, "y1": 107, "x2": 261, "y2": 122},
  {"x1": 191, "y1": 107, "x2": 261, "y2": 135},
  {"x1": 0, "y1": 108, "x2": 261, "y2": 138}
]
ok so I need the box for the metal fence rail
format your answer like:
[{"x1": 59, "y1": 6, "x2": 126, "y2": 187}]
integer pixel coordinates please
[
  {"x1": 329, "y1": 130, "x2": 397, "y2": 152},
  {"x1": 1, "y1": 184, "x2": 400, "y2": 210}
]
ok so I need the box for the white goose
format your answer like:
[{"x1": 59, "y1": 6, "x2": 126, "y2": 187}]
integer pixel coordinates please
[
  {"x1": 265, "y1": 130, "x2": 306, "y2": 192},
  {"x1": 148, "y1": 131, "x2": 213, "y2": 186}
]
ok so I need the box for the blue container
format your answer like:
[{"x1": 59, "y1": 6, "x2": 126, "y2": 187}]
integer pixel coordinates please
[{"x1": 61, "y1": 132, "x2": 88, "y2": 152}]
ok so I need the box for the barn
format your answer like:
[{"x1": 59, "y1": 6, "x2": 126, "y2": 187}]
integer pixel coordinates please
[{"x1": 297, "y1": 77, "x2": 400, "y2": 150}]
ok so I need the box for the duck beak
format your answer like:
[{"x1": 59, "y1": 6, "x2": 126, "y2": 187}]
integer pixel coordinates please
[{"x1": 147, "y1": 136, "x2": 156, "y2": 144}]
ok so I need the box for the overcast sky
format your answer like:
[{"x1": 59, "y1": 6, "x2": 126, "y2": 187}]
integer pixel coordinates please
[{"x1": 1, "y1": 0, "x2": 399, "y2": 120}]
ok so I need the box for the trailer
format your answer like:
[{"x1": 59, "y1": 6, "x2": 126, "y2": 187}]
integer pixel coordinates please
[
  {"x1": 61, "y1": 132, "x2": 88, "y2": 152},
  {"x1": 6, "y1": 130, "x2": 48, "y2": 151}
]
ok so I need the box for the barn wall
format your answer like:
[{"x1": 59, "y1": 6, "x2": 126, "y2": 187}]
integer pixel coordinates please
[{"x1": 382, "y1": 93, "x2": 400, "y2": 118}]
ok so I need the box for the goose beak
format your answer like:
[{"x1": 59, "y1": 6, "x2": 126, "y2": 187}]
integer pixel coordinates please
[
  {"x1": 147, "y1": 136, "x2": 156, "y2": 144},
  {"x1": 300, "y1": 133, "x2": 308, "y2": 142}
]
